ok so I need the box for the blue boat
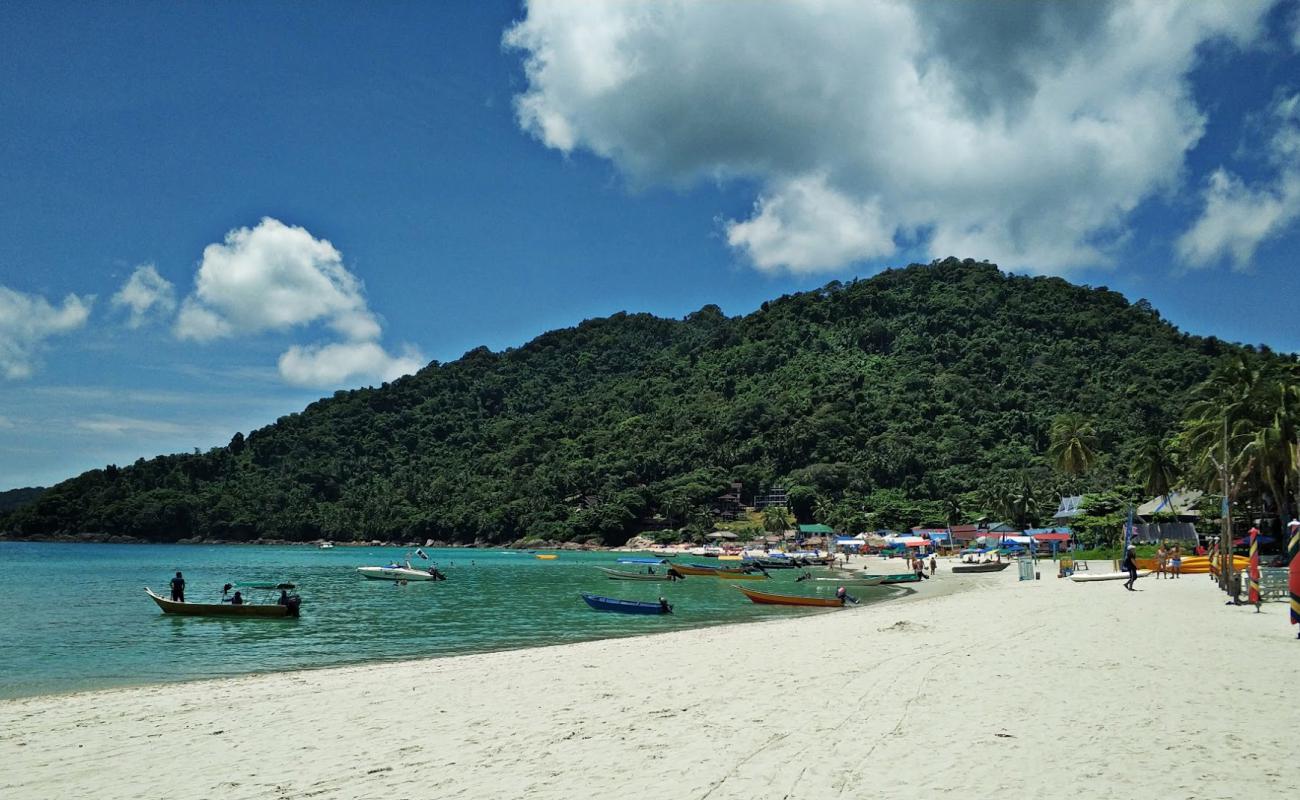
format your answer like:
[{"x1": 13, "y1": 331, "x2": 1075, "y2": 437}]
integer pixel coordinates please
[{"x1": 580, "y1": 593, "x2": 672, "y2": 615}]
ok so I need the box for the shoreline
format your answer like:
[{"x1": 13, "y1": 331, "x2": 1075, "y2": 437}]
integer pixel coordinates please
[{"x1": 8, "y1": 563, "x2": 1294, "y2": 798}]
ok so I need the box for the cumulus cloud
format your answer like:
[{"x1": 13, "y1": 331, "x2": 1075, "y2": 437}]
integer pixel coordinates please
[
  {"x1": 111, "y1": 264, "x2": 175, "y2": 328},
  {"x1": 1178, "y1": 92, "x2": 1300, "y2": 269},
  {"x1": 277, "y1": 341, "x2": 425, "y2": 387},
  {"x1": 174, "y1": 217, "x2": 423, "y2": 388},
  {"x1": 0, "y1": 286, "x2": 93, "y2": 379},
  {"x1": 175, "y1": 218, "x2": 381, "y2": 342},
  {"x1": 505, "y1": 0, "x2": 1273, "y2": 274}
]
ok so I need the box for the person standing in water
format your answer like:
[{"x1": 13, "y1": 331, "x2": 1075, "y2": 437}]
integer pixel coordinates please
[
  {"x1": 169, "y1": 571, "x2": 186, "y2": 602},
  {"x1": 1122, "y1": 545, "x2": 1139, "y2": 591}
]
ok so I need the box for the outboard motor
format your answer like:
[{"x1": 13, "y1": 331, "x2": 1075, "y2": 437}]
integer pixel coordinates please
[{"x1": 284, "y1": 594, "x2": 302, "y2": 618}]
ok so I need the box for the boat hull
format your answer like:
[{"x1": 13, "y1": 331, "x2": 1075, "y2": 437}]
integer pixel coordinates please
[
  {"x1": 952, "y1": 562, "x2": 1012, "y2": 574},
  {"x1": 581, "y1": 594, "x2": 670, "y2": 614},
  {"x1": 146, "y1": 588, "x2": 296, "y2": 618},
  {"x1": 670, "y1": 564, "x2": 720, "y2": 576},
  {"x1": 735, "y1": 586, "x2": 844, "y2": 607},
  {"x1": 598, "y1": 567, "x2": 668, "y2": 581},
  {"x1": 357, "y1": 566, "x2": 437, "y2": 581}
]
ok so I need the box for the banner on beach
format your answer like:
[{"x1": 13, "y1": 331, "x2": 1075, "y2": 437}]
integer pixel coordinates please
[{"x1": 1289, "y1": 522, "x2": 1300, "y2": 628}]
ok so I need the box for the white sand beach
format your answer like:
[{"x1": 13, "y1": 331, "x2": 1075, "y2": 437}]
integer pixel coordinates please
[{"x1": 2, "y1": 560, "x2": 1296, "y2": 800}]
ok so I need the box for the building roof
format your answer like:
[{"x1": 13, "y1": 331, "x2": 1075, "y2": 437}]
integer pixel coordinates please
[
  {"x1": 1136, "y1": 490, "x2": 1203, "y2": 518},
  {"x1": 798, "y1": 524, "x2": 834, "y2": 534}
]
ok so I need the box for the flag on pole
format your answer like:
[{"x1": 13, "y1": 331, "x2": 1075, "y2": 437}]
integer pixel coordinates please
[
  {"x1": 1122, "y1": 506, "x2": 1134, "y2": 553},
  {"x1": 1248, "y1": 527, "x2": 1260, "y2": 607}
]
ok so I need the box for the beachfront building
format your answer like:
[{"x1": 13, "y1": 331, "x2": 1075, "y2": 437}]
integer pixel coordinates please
[{"x1": 1134, "y1": 489, "x2": 1203, "y2": 545}]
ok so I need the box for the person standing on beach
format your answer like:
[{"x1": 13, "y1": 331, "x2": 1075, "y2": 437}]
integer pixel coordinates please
[
  {"x1": 929, "y1": 554, "x2": 937, "y2": 576},
  {"x1": 1170, "y1": 546, "x2": 1182, "y2": 579},
  {"x1": 169, "y1": 571, "x2": 185, "y2": 602},
  {"x1": 1155, "y1": 544, "x2": 1167, "y2": 579},
  {"x1": 1122, "y1": 546, "x2": 1138, "y2": 591}
]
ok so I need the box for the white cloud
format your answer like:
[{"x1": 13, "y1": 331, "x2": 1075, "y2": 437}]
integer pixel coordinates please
[
  {"x1": 75, "y1": 415, "x2": 187, "y2": 436},
  {"x1": 1178, "y1": 92, "x2": 1300, "y2": 269},
  {"x1": 111, "y1": 264, "x2": 175, "y2": 328},
  {"x1": 277, "y1": 341, "x2": 424, "y2": 387},
  {"x1": 174, "y1": 217, "x2": 422, "y2": 389},
  {"x1": 0, "y1": 286, "x2": 93, "y2": 379},
  {"x1": 175, "y1": 217, "x2": 381, "y2": 342},
  {"x1": 725, "y1": 174, "x2": 894, "y2": 273},
  {"x1": 505, "y1": 1, "x2": 1273, "y2": 275}
]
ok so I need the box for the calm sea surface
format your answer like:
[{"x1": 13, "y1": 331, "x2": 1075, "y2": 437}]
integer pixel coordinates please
[{"x1": 0, "y1": 542, "x2": 901, "y2": 699}]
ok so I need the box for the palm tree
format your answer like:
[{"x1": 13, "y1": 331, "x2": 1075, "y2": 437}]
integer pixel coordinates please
[
  {"x1": 1135, "y1": 438, "x2": 1177, "y2": 501},
  {"x1": 1007, "y1": 471, "x2": 1039, "y2": 531},
  {"x1": 813, "y1": 495, "x2": 836, "y2": 526},
  {"x1": 762, "y1": 505, "x2": 794, "y2": 538},
  {"x1": 1048, "y1": 413, "x2": 1098, "y2": 478}
]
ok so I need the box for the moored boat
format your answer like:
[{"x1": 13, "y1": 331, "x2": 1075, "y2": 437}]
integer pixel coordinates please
[
  {"x1": 145, "y1": 588, "x2": 300, "y2": 618},
  {"x1": 581, "y1": 593, "x2": 672, "y2": 614},
  {"x1": 357, "y1": 559, "x2": 446, "y2": 581},
  {"x1": 670, "y1": 563, "x2": 721, "y2": 576},
  {"x1": 734, "y1": 586, "x2": 844, "y2": 607},
  {"x1": 597, "y1": 567, "x2": 671, "y2": 581},
  {"x1": 876, "y1": 573, "x2": 922, "y2": 584},
  {"x1": 806, "y1": 576, "x2": 886, "y2": 586},
  {"x1": 535, "y1": 554, "x2": 558, "y2": 560},
  {"x1": 951, "y1": 562, "x2": 1012, "y2": 574}
]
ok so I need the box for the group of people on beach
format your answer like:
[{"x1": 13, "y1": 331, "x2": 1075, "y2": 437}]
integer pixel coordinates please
[{"x1": 1154, "y1": 544, "x2": 1183, "y2": 579}]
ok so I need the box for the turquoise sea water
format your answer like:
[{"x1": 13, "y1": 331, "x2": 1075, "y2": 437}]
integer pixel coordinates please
[{"x1": 0, "y1": 542, "x2": 900, "y2": 699}]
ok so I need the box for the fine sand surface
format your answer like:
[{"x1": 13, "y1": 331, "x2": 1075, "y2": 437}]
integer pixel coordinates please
[{"x1": 3, "y1": 558, "x2": 1297, "y2": 799}]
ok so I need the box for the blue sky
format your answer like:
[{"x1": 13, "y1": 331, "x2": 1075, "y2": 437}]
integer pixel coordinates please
[{"x1": 2, "y1": 0, "x2": 1300, "y2": 490}]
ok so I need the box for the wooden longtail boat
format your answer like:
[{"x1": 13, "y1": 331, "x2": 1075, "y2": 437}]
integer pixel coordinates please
[
  {"x1": 734, "y1": 586, "x2": 844, "y2": 607},
  {"x1": 597, "y1": 567, "x2": 669, "y2": 581},
  {"x1": 951, "y1": 562, "x2": 1012, "y2": 574},
  {"x1": 145, "y1": 588, "x2": 300, "y2": 618},
  {"x1": 876, "y1": 573, "x2": 922, "y2": 584},
  {"x1": 581, "y1": 594, "x2": 672, "y2": 614},
  {"x1": 806, "y1": 576, "x2": 886, "y2": 586},
  {"x1": 670, "y1": 563, "x2": 721, "y2": 576}
]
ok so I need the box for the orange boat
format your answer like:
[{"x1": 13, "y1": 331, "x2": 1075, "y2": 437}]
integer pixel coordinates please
[
  {"x1": 735, "y1": 586, "x2": 843, "y2": 607},
  {"x1": 670, "y1": 563, "x2": 721, "y2": 576}
]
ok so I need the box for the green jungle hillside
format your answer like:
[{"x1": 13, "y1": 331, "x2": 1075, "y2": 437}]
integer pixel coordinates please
[{"x1": 3, "y1": 259, "x2": 1291, "y2": 544}]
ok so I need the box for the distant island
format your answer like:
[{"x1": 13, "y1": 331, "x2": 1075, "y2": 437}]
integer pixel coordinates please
[{"x1": 2, "y1": 258, "x2": 1295, "y2": 545}]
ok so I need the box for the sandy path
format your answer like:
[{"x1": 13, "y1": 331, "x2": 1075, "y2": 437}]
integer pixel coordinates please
[{"x1": 2, "y1": 562, "x2": 1296, "y2": 799}]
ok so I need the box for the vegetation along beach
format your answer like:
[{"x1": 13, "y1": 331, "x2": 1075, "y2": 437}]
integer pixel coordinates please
[{"x1": 4, "y1": 2, "x2": 1300, "y2": 798}]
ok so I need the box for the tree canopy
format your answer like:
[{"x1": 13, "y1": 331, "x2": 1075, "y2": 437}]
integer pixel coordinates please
[{"x1": 3, "y1": 258, "x2": 1293, "y2": 544}]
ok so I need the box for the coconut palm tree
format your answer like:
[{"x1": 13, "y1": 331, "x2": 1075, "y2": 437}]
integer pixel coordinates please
[
  {"x1": 1135, "y1": 438, "x2": 1178, "y2": 501},
  {"x1": 1048, "y1": 413, "x2": 1098, "y2": 479},
  {"x1": 762, "y1": 505, "x2": 794, "y2": 538}
]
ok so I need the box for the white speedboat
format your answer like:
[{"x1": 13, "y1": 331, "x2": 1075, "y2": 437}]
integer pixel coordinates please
[
  {"x1": 318, "y1": 542, "x2": 334, "y2": 549},
  {"x1": 357, "y1": 560, "x2": 445, "y2": 581}
]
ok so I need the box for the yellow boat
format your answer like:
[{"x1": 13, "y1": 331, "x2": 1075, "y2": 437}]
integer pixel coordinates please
[{"x1": 535, "y1": 554, "x2": 558, "y2": 560}]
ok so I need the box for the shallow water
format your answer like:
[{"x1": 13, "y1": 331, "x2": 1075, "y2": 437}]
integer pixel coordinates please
[{"x1": 0, "y1": 542, "x2": 900, "y2": 699}]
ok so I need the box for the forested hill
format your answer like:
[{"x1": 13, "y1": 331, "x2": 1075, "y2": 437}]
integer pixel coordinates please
[{"x1": 0, "y1": 259, "x2": 1275, "y2": 544}]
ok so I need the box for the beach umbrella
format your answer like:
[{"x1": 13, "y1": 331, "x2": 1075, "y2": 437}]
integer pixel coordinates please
[{"x1": 1247, "y1": 527, "x2": 1260, "y2": 609}]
